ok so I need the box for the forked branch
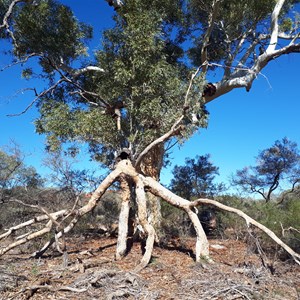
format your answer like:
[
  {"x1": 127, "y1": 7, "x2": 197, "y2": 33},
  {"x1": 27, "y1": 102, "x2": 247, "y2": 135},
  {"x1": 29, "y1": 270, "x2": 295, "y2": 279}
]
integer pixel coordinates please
[{"x1": 1, "y1": 160, "x2": 299, "y2": 270}]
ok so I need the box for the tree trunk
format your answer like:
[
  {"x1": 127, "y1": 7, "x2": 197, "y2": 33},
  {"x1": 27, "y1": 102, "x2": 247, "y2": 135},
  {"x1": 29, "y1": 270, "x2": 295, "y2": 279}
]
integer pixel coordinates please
[
  {"x1": 115, "y1": 174, "x2": 131, "y2": 260},
  {"x1": 133, "y1": 175, "x2": 156, "y2": 272},
  {"x1": 138, "y1": 143, "x2": 164, "y2": 236},
  {"x1": 185, "y1": 208, "x2": 211, "y2": 262}
]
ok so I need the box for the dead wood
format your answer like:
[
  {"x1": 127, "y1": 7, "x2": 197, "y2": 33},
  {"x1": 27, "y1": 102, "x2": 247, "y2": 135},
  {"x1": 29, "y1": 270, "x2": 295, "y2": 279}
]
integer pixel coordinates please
[
  {"x1": 190, "y1": 198, "x2": 300, "y2": 265},
  {"x1": 22, "y1": 284, "x2": 87, "y2": 299},
  {"x1": 0, "y1": 165, "x2": 122, "y2": 257},
  {"x1": 1, "y1": 159, "x2": 300, "y2": 272}
]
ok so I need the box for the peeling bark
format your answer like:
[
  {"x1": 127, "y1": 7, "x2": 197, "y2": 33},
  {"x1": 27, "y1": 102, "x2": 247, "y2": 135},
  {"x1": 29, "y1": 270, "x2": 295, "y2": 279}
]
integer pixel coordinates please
[
  {"x1": 133, "y1": 175, "x2": 155, "y2": 272},
  {"x1": 137, "y1": 144, "x2": 164, "y2": 235},
  {"x1": 115, "y1": 174, "x2": 131, "y2": 260}
]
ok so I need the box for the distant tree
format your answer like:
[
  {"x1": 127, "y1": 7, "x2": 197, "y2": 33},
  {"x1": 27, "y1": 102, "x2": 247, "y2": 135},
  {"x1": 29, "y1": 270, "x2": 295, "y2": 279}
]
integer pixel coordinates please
[
  {"x1": 231, "y1": 138, "x2": 300, "y2": 202},
  {"x1": 169, "y1": 154, "x2": 225, "y2": 199},
  {"x1": 0, "y1": 146, "x2": 43, "y2": 199},
  {"x1": 43, "y1": 152, "x2": 101, "y2": 199}
]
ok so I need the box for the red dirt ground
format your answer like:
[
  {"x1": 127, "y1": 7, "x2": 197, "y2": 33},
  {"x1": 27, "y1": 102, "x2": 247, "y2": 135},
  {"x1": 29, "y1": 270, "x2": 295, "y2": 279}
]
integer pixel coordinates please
[{"x1": 1, "y1": 236, "x2": 299, "y2": 299}]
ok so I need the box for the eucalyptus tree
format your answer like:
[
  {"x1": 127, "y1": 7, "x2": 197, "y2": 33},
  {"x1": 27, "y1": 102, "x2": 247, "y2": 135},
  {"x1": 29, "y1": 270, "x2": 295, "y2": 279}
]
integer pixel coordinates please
[
  {"x1": 170, "y1": 154, "x2": 225, "y2": 199},
  {"x1": 232, "y1": 138, "x2": 300, "y2": 202},
  {"x1": 1, "y1": 0, "x2": 300, "y2": 270}
]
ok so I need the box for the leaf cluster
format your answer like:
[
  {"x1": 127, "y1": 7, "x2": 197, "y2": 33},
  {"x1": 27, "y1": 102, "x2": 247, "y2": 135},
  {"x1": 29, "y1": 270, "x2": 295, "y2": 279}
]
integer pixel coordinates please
[{"x1": 1, "y1": 0, "x2": 92, "y2": 72}]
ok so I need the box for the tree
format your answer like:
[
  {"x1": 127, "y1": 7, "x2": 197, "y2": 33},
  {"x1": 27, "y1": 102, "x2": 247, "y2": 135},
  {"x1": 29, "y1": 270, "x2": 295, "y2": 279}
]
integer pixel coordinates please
[
  {"x1": 1, "y1": 0, "x2": 300, "y2": 269},
  {"x1": 232, "y1": 138, "x2": 300, "y2": 202},
  {"x1": 0, "y1": 145, "x2": 43, "y2": 201},
  {"x1": 170, "y1": 154, "x2": 225, "y2": 199}
]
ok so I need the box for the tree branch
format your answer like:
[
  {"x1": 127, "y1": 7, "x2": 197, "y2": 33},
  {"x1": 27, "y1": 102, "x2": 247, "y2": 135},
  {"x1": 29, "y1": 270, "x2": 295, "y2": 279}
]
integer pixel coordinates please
[
  {"x1": 200, "y1": 0, "x2": 220, "y2": 74},
  {"x1": 190, "y1": 197, "x2": 300, "y2": 265},
  {"x1": 0, "y1": 163, "x2": 123, "y2": 256},
  {"x1": 135, "y1": 63, "x2": 206, "y2": 168},
  {"x1": 202, "y1": 0, "x2": 300, "y2": 103},
  {"x1": 266, "y1": 0, "x2": 285, "y2": 54},
  {"x1": 6, "y1": 80, "x2": 64, "y2": 117},
  {"x1": 0, "y1": 0, "x2": 24, "y2": 46},
  {"x1": 203, "y1": 41, "x2": 300, "y2": 103}
]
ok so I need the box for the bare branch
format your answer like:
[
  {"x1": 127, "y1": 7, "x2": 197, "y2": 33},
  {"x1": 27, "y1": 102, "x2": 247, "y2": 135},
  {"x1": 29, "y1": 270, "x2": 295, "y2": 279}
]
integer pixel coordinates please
[
  {"x1": 0, "y1": 208, "x2": 67, "y2": 241},
  {"x1": 138, "y1": 175, "x2": 300, "y2": 264},
  {"x1": 134, "y1": 120, "x2": 184, "y2": 168},
  {"x1": 190, "y1": 198, "x2": 300, "y2": 264},
  {"x1": 281, "y1": 223, "x2": 300, "y2": 236},
  {"x1": 277, "y1": 178, "x2": 300, "y2": 204},
  {"x1": 0, "y1": 53, "x2": 40, "y2": 72},
  {"x1": 266, "y1": 0, "x2": 286, "y2": 54},
  {"x1": 0, "y1": 163, "x2": 123, "y2": 256},
  {"x1": 0, "y1": 0, "x2": 24, "y2": 46},
  {"x1": 56, "y1": 59, "x2": 105, "y2": 77},
  {"x1": 6, "y1": 79, "x2": 65, "y2": 117},
  {"x1": 224, "y1": 32, "x2": 247, "y2": 77},
  {"x1": 203, "y1": 40, "x2": 300, "y2": 103}
]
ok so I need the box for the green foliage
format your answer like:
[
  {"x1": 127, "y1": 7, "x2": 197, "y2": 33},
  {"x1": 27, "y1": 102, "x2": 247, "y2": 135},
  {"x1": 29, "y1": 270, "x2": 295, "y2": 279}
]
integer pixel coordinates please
[
  {"x1": 12, "y1": 0, "x2": 92, "y2": 65},
  {"x1": 0, "y1": 148, "x2": 43, "y2": 191},
  {"x1": 280, "y1": 18, "x2": 293, "y2": 32},
  {"x1": 216, "y1": 195, "x2": 300, "y2": 255},
  {"x1": 169, "y1": 154, "x2": 225, "y2": 199},
  {"x1": 35, "y1": 0, "x2": 207, "y2": 165},
  {"x1": 21, "y1": 68, "x2": 33, "y2": 79}
]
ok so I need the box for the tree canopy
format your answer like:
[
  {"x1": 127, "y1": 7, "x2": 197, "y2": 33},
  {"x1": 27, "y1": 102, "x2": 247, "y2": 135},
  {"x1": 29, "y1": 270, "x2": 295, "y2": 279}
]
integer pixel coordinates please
[
  {"x1": 1, "y1": 0, "x2": 300, "y2": 172},
  {"x1": 0, "y1": 146, "x2": 43, "y2": 201},
  {"x1": 169, "y1": 154, "x2": 225, "y2": 199},
  {"x1": 232, "y1": 137, "x2": 300, "y2": 202}
]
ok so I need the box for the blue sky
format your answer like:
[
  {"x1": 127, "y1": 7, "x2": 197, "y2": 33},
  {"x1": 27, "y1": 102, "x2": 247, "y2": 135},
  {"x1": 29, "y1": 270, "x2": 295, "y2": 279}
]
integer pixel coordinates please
[{"x1": 1, "y1": 1, "x2": 300, "y2": 192}]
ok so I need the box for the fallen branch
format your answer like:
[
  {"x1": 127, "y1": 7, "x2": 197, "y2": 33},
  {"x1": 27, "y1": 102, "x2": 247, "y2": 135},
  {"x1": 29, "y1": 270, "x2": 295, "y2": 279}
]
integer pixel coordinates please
[
  {"x1": 1, "y1": 160, "x2": 299, "y2": 270},
  {"x1": 0, "y1": 164, "x2": 122, "y2": 257},
  {"x1": 191, "y1": 198, "x2": 300, "y2": 265},
  {"x1": 22, "y1": 284, "x2": 86, "y2": 299},
  {"x1": 0, "y1": 209, "x2": 67, "y2": 241}
]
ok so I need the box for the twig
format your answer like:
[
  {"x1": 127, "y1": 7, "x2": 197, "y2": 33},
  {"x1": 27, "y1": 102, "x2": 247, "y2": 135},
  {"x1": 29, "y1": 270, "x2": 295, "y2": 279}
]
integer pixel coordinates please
[
  {"x1": 7, "y1": 79, "x2": 65, "y2": 117},
  {"x1": 280, "y1": 223, "x2": 300, "y2": 236}
]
